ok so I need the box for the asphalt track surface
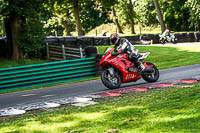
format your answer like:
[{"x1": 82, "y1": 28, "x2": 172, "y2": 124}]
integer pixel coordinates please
[
  {"x1": 0, "y1": 63, "x2": 200, "y2": 110},
  {"x1": 0, "y1": 42, "x2": 200, "y2": 110}
]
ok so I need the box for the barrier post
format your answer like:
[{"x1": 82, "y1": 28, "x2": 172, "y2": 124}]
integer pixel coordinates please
[
  {"x1": 61, "y1": 44, "x2": 66, "y2": 60},
  {"x1": 46, "y1": 43, "x2": 49, "y2": 59}
]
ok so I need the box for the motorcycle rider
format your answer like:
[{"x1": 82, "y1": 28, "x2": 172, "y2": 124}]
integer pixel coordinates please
[
  {"x1": 162, "y1": 27, "x2": 171, "y2": 40},
  {"x1": 110, "y1": 33, "x2": 149, "y2": 72}
]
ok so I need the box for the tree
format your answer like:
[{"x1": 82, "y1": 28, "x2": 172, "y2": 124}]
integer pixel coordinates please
[
  {"x1": 0, "y1": 0, "x2": 22, "y2": 60},
  {"x1": 154, "y1": 0, "x2": 165, "y2": 32},
  {"x1": 0, "y1": 0, "x2": 47, "y2": 60},
  {"x1": 112, "y1": 6, "x2": 123, "y2": 33},
  {"x1": 53, "y1": 1, "x2": 74, "y2": 36},
  {"x1": 0, "y1": 15, "x2": 5, "y2": 36},
  {"x1": 129, "y1": 0, "x2": 136, "y2": 34},
  {"x1": 80, "y1": 0, "x2": 109, "y2": 33},
  {"x1": 185, "y1": 0, "x2": 200, "y2": 31},
  {"x1": 117, "y1": 0, "x2": 136, "y2": 34},
  {"x1": 134, "y1": 0, "x2": 158, "y2": 27},
  {"x1": 160, "y1": 0, "x2": 191, "y2": 31},
  {"x1": 72, "y1": 0, "x2": 84, "y2": 36},
  {"x1": 100, "y1": 0, "x2": 123, "y2": 33}
]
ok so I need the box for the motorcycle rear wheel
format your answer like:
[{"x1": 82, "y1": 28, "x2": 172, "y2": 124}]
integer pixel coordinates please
[
  {"x1": 141, "y1": 62, "x2": 159, "y2": 83},
  {"x1": 101, "y1": 69, "x2": 122, "y2": 89},
  {"x1": 160, "y1": 39, "x2": 165, "y2": 44}
]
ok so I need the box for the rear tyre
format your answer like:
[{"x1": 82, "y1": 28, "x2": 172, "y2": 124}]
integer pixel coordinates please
[
  {"x1": 160, "y1": 38, "x2": 165, "y2": 44},
  {"x1": 142, "y1": 62, "x2": 159, "y2": 83},
  {"x1": 101, "y1": 69, "x2": 122, "y2": 89}
]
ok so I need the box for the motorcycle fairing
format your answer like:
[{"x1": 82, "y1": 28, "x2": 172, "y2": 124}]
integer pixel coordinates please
[
  {"x1": 143, "y1": 62, "x2": 153, "y2": 68},
  {"x1": 108, "y1": 54, "x2": 141, "y2": 83}
]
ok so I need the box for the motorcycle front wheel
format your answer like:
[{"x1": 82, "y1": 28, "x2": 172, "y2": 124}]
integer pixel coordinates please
[
  {"x1": 101, "y1": 69, "x2": 122, "y2": 89},
  {"x1": 141, "y1": 62, "x2": 159, "y2": 83},
  {"x1": 172, "y1": 39, "x2": 177, "y2": 44}
]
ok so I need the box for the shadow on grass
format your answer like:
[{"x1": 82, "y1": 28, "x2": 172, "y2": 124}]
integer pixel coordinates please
[{"x1": 1, "y1": 84, "x2": 200, "y2": 133}]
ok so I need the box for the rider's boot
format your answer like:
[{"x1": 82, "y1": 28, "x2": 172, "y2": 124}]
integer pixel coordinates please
[
  {"x1": 128, "y1": 54, "x2": 153, "y2": 73},
  {"x1": 136, "y1": 61, "x2": 153, "y2": 73}
]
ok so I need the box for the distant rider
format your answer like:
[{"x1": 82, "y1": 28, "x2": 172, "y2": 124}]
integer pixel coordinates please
[
  {"x1": 110, "y1": 33, "x2": 148, "y2": 72},
  {"x1": 162, "y1": 27, "x2": 171, "y2": 40}
]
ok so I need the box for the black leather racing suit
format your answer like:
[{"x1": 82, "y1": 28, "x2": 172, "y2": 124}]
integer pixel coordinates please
[{"x1": 114, "y1": 38, "x2": 141, "y2": 67}]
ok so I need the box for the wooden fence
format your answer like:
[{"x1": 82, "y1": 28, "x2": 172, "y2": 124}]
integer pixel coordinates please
[{"x1": 46, "y1": 43, "x2": 86, "y2": 61}]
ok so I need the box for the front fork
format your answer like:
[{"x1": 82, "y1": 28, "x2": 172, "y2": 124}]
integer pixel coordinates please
[
  {"x1": 107, "y1": 67, "x2": 115, "y2": 77},
  {"x1": 139, "y1": 62, "x2": 146, "y2": 70},
  {"x1": 107, "y1": 67, "x2": 118, "y2": 85}
]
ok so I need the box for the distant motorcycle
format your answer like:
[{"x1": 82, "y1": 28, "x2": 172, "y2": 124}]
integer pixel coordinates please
[{"x1": 159, "y1": 33, "x2": 177, "y2": 44}]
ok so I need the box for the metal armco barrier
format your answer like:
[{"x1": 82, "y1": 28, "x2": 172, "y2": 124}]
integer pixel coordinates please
[{"x1": 0, "y1": 57, "x2": 96, "y2": 92}]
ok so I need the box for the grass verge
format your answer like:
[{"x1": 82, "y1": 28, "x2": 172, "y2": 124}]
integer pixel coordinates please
[
  {"x1": 1, "y1": 82, "x2": 200, "y2": 133},
  {"x1": 0, "y1": 58, "x2": 47, "y2": 69},
  {"x1": 98, "y1": 45, "x2": 200, "y2": 69}
]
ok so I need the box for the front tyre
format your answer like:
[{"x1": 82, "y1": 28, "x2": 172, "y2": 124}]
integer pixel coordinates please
[
  {"x1": 101, "y1": 69, "x2": 122, "y2": 89},
  {"x1": 172, "y1": 39, "x2": 177, "y2": 44},
  {"x1": 142, "y1": 62, "x2": 159, "y2": 82}
]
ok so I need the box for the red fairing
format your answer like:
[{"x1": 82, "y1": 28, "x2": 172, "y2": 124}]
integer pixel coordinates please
[
  {"x1": 143, "y1": 62, "x2": 153, "y2": 68},
  {"x1": 100, "y1": 48, "x2": 141, "y2": 83}
]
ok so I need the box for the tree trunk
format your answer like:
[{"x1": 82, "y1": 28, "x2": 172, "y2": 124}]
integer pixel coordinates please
[
  {"x1": 4, "y1": 14, "x2": 21, "y2": 60},
  {"x1": 154, "y1": 0, "x2": 165, "y2": 32},
  {"x1": 4, "y1": 18, "x2": 12, "y2": 59},
  {"x1": 11, "y1": 15, "x2": 21, "y2": 60},
  {"x1": 72, "y1": 0, "x2": 84, "y2": 36},
  {"x1": 129, "y1": 0, "x2": 136, "y2": 34},
  {"x1": 112, "y1": 6, "x2": 123, "y2": 33},
  {"x1": 63, "y1": 21, "x2": 71, "y2": 36}
]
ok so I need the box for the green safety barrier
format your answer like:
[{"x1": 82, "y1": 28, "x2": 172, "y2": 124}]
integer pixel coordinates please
[{"x1": 0, "y1": 57, "x2": 96, "y2": 92}]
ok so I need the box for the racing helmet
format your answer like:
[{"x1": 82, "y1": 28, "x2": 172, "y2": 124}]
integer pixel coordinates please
[
  {"x1": 110, "y1": 33, "x2": 120, "y2": 45},
  {"x1": 166, "y1": 27, "x2": 171, "y2": 32}
]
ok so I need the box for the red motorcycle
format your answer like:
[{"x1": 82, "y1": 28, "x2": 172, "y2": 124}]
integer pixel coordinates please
[{"x1": 99, "y1": 47, "x2": 159, "y2": 89}]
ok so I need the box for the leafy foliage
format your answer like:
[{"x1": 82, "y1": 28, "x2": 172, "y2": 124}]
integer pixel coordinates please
[
  {"x1": 0, "y1": 0, "x2": 200, "y2": 60},
  {"x1": 185, "y1": 0, "x2": 200, "y2": 31},
  {"x1": 0, "y1": 0, "x2": 48, "y2": 58},
  {"x1": 80, "y1": 1, "x2": 109, "y2": 33},
  {"x1": 134, "y1": 0, "x2": 158, "y2": 26},
  {"x1": 45, "y1": 1, "x2": 75, "y2": 36},
  {"x1": 19, "y1": 19, "x2": 45, "y2": 58},
  {"x1": 0, "y1": 16, "x2": 4, "y2": 36}
]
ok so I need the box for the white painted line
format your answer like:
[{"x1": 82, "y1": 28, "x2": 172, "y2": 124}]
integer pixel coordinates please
[
  {"x1": 21, "y1": 94, "x2": 36, "y2": 97},
  {"x1": 72, "y1": 101, "x2": 98, "y2": 107},
  {"x1": 74, "y1": 97, "x2": 92, "y2": 102},
  {"x1": 41, "y1": 95, "x2": 54, "y2": 98},
  {"x1": 44, "y1": 103, "x2": 60, "y2": 108},
  {"x1": 0, "y1": 108, "x2": 26, "y2": 116}
]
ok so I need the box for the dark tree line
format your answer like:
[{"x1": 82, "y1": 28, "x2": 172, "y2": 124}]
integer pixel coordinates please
[{"x1": 0, "y1": 0, "x2": 199, "y2": 60}]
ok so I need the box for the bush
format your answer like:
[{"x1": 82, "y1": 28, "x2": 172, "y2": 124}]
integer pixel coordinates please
[{"x1": 19, "y1": 19, "x2": 45, "y2": 58}]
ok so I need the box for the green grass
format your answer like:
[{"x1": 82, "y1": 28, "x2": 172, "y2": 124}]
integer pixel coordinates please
[
  {"x1": 1, "y1": 83, "x2": 200, "y2": 133},
  {"x1": 98, "y1": 45, "x2": 200, "y2": 69},
  {"x1": 0, "y1": 58, "x2": 47, "y2": 69}
]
